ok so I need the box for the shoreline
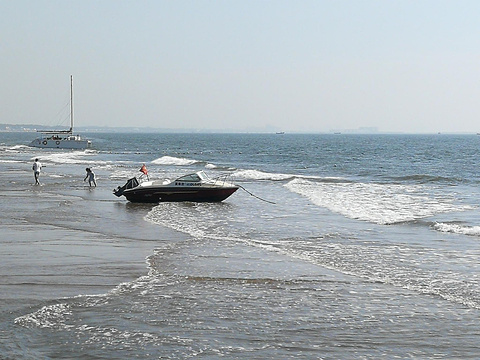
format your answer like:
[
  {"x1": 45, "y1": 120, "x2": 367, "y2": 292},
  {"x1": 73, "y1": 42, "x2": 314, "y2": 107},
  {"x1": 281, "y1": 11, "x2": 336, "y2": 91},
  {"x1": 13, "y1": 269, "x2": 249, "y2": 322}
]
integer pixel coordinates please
[{"x1": 0, "y1": 179, "x2": 186, "y2": 321}]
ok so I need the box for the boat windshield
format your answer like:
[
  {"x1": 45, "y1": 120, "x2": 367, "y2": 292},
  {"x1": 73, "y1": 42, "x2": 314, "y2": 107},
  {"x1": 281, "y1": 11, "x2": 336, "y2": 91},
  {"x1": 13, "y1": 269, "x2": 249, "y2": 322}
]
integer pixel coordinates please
[
  {"x1": 176, "y1": 173, "x2": 202, "y2": 182},
  {"x1": 175, "y1": 171, "x2": 210, "y2": 183}
]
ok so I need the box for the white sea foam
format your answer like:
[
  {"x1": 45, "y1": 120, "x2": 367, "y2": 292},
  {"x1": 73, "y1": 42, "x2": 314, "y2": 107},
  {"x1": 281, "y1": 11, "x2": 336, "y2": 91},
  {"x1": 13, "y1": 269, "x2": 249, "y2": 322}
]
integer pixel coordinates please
[
  {"x1": 151, "y1": 156, "x2": 199, "y2": 166},
  {"x1": 285, "y1": 178, "x2": 470, "y2": 225},
  {"x1": 8, "y1": 145, "x2": 29, "y2": 150},
  {"x1": 145, "y1": 203, "x2": 249, "y2": 243},
  {"x1": 33, "y1": 151, "x2": 97, "y2": 164},
  {"x1": 233, "y1": 169, "x2": 294, "y2": 181},
  {"x1": 15, "y1": 303, "x2": 72, "y2": 329},
  {"x1": 433, "y1": 222, "x2": 480, "y2": 236},
  {"x1": 143, "y1": 201, "x2": 480, "y2": 310},
  {"x1": 232, "y1": 169, "x2": 333, "y2": 182}
]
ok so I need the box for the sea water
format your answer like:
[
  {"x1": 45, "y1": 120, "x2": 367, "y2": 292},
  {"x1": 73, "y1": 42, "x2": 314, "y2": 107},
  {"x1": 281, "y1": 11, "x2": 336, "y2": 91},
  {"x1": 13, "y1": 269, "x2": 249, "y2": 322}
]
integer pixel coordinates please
[{"x1": 1, "y1": 132, "x2": 480, "y2": 359}]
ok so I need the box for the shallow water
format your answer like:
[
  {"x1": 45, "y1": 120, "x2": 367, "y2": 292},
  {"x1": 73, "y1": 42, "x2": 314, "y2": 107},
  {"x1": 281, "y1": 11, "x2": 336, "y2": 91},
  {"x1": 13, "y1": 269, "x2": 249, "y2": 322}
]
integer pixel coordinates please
[{"x1": 1, "y1": 132, "x2": 480, "y2": 359}]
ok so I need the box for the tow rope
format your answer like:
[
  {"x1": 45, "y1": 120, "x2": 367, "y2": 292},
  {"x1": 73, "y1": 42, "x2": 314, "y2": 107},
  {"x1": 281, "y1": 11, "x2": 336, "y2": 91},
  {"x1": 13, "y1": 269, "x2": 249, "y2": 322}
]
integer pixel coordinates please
[{"x1": 238, "y1": 185, "x2": 276, "y2": 204}]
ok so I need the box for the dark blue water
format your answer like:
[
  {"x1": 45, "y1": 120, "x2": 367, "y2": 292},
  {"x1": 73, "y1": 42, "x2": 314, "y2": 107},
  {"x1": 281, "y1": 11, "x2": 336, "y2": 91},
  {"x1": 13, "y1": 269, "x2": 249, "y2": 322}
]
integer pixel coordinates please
[{"x1": 1, "y1": 132, "x2": 480, "y2": 359}]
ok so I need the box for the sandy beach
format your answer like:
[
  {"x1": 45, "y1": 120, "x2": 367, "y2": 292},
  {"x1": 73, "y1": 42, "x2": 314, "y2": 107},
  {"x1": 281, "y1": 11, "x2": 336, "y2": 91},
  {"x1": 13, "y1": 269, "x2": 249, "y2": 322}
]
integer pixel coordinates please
[{"x1": 0, "y1": 178, "x2": 183, "y2": 325}]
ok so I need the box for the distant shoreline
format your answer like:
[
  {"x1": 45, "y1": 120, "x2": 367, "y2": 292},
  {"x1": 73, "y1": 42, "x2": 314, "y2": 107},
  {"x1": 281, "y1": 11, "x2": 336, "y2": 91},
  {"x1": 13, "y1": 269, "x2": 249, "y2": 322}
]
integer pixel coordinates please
[{"x1": 0, "y1": 124, "x2": 478, "y2": 135}]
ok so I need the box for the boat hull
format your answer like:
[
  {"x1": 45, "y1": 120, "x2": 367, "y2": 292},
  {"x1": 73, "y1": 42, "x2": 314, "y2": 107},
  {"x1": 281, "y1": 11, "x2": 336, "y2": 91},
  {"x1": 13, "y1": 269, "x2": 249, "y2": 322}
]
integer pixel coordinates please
[
  {"x1": 29, "y1": 77, "x2": 92, "y2": 150},
  {"x1": 29, "y1": 138, "x2": 92, "y2": 149},
  {"x1": 123, "y1": 186, "x2": 238, "y2": 203}
]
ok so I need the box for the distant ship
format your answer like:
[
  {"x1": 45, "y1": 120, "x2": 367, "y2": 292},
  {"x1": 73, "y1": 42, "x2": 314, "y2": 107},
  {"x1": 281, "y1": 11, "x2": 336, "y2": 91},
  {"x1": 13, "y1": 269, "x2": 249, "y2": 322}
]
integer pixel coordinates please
[{"x1": 29, "y1": 76, "x2": 91, "y2": 149}]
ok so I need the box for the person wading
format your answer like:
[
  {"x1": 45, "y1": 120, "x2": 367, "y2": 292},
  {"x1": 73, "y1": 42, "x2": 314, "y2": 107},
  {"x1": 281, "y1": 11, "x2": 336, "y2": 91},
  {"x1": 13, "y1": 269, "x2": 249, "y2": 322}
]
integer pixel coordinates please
[
  {"x1": 32, "y1": 158, "x2": 42, "y2": 185},
  {"x1": 84, "y1": 167, "x2": 97, "y2": 187}
]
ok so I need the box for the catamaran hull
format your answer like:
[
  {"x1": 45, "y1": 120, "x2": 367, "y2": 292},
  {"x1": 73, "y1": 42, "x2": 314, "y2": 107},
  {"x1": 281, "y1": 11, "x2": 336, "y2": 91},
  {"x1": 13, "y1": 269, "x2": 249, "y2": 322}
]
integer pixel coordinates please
[
  {"x1": 28, "y1": 76, "x2": 92, "y2": 150},
  {"x1": 29, "y1": 138, "x2": 92, "y2": 149},
  {"x1": 122, "y1": 187, "x2": 238, "y2": 203}
]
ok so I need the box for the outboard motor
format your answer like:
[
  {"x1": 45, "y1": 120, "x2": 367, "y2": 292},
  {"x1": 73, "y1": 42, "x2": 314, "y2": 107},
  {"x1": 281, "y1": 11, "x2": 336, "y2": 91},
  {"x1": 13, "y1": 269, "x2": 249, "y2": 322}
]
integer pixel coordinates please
[{"x1": 113, "y1": 177, "x2": 139, "y2": 197}]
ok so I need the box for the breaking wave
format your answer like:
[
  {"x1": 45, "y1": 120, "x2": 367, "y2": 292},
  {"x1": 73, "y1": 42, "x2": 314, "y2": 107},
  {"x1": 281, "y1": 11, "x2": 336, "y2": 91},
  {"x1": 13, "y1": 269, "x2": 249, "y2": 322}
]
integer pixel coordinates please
[
  {"x1": 233, "y1": 169, "x2": 295, "y2": 181},
  {"x1": 151, "y1": 156, "x2": 201, "y2": 166},
  {"x1": 231, "y1": 169, "x2": 339, "y2": 182},
  {"x1": 433, "y1": 222, "x2": 480, "y2": 236},
  {"x1": 3, "y1": 144, "x2": 30, "y2": 152},
  {"x1": 32, "y1": 150, "x2": 100, "y2": 165},
  {"x1": 285, "y1": 178, "x2": 471, "y2": 225}
]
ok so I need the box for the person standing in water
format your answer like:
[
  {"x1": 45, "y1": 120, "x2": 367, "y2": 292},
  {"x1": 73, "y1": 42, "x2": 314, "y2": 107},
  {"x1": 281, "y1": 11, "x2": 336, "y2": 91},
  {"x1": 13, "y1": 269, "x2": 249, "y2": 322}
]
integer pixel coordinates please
[
  {"x1": 32, "y1": 158, "x2": 42, "y2": 185},
  {"x1": 84, "y1": 167, "x2": 97, "y2": 187}
]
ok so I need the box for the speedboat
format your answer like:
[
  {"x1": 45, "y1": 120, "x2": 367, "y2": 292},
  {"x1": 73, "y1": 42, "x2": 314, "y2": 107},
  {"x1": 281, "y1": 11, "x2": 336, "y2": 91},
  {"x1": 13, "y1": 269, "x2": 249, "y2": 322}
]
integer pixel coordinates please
[{"x1": 113, "y1": 171, "x2": 239, "y2": 203}]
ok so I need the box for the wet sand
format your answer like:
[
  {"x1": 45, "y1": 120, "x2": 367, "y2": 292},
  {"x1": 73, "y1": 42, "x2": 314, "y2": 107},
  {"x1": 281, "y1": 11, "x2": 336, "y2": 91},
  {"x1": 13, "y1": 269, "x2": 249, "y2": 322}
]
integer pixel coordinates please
[
  {"x1": 1, "y1": 223, "x2": 152, "y2": 303},
  {"x1": 0, "y1": 180, "x2": 184, "y2": 318}
]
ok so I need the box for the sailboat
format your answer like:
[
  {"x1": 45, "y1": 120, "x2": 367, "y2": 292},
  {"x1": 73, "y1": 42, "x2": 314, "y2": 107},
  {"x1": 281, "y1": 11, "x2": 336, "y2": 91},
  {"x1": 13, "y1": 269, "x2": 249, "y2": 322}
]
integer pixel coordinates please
[{"x1": 29, "y1": 76, "x2": 92, "y2": 149}]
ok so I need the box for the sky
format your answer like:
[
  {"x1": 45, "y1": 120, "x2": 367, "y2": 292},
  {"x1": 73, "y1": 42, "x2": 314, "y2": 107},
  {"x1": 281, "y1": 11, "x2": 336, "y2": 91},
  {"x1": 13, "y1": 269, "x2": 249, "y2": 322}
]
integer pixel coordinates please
[{"x1": 1, "y1": 0, "x2": 480, "y2": 133}]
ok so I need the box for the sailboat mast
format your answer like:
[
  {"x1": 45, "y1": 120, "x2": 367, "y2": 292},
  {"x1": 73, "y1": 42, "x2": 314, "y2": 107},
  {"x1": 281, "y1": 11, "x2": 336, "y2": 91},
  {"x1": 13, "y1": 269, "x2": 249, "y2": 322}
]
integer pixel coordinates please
[{"x1": 70, "y1": 75, "x2": 73, "y2": 132}]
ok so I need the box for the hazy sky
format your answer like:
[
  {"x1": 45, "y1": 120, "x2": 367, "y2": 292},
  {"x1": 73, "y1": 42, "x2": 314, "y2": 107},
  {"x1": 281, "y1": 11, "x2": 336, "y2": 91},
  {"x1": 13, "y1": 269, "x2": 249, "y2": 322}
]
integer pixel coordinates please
[{"x1": 2, "y1": 0, "x2": 480, "y2": 133}]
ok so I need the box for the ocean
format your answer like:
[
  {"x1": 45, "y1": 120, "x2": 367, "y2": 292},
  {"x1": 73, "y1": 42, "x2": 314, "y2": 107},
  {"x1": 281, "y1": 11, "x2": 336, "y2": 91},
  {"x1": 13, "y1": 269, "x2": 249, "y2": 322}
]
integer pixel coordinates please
[{"x1": 1, "y1": 132, "x2": 480, "y2": 359}]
